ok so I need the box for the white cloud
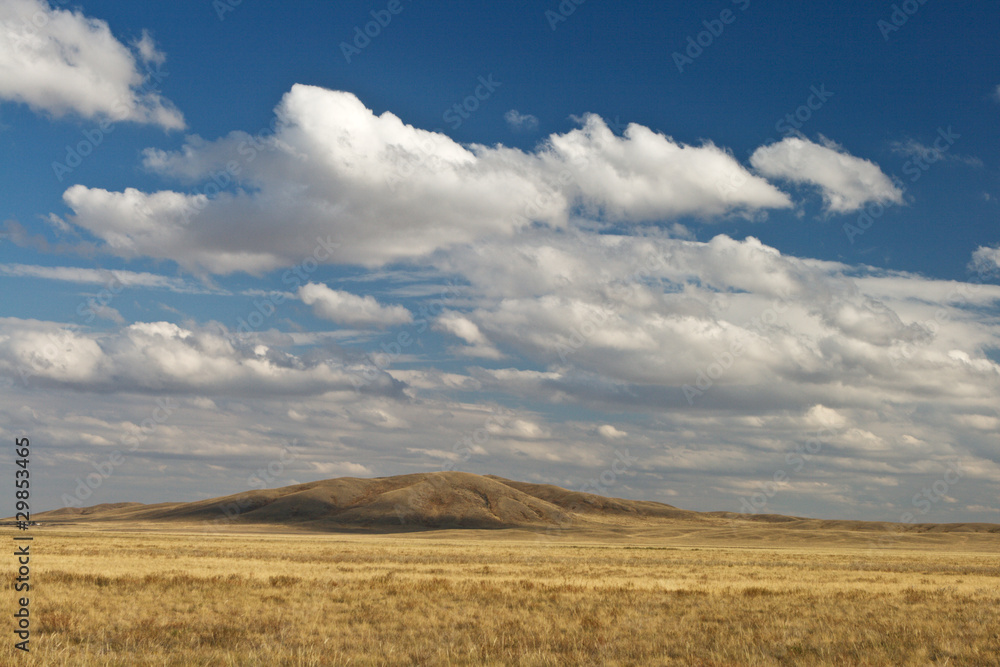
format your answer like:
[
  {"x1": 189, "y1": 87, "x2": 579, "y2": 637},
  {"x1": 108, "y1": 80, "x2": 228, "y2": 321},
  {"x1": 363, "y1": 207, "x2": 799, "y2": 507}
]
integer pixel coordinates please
[
  {"x1": 132, "y1": 29, "x2": 165, "y2": 66},
  {"x1": 434, "y1": 311, "x2": 503, "y2": 359},
  {"x1": 504, "y1": 109, "x2": 538, "y2": 131},
  {"x1": 298, "y1": 282, "x2": 412, "y2": 328},
  {"x1": 487, "y1": 418, "x2": 549, "y2": 440},
  {"x1": 965, "y1": 504, "x2": 1000, "y2": 514},
  {"x1": 597, "y1": 424, "x2": 628, "y2": 440},
  {"x1": 0, "y1": 318, "x2": 401, "y2": 396},
  {"x1": 89, "y1": 304, "x2": 124, "y2": 324},
  {"x1": 0, "y1": 263, "x2": 213, "y2": 293},
  {"x1": 310, "y1": 461, "x2": 373, "y2": 476},
  {"x1": 432, "y1": 230, "x2": 1000, "y2": 415},
  {"x1": 0, "y1": 0, "x2": 184, "y2": 128},
  {"x1": 3, "y1": 83, "x2": 997, "y2": 520},
  {"x1": 890, "y1": 138, "x2": 982, "y2": 167},
  {"x1": 543, "y1": 114, "x2": 792, "y2": 221},
  {"x1": 750, "y1": 136, "x2": 903, "y2": 213},
  {"x1": 3, "y1": 232, "x2": 1000, "y2": 521},
  {"x1": 970, "y1": 245, "x2": 1000, "y2": 276},
  {"x1": 56, "y1": 85, "x2": 792, "y2": 274},
  {"x1": 804, "y1": 405, "x2": 847, "y2": 429}
]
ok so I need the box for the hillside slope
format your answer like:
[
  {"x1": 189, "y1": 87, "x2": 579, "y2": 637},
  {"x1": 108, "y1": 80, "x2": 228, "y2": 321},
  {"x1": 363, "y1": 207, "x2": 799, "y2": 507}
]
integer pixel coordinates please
[{"x1": 34, "y1": 471, "x2": 1000, "y2": 536}]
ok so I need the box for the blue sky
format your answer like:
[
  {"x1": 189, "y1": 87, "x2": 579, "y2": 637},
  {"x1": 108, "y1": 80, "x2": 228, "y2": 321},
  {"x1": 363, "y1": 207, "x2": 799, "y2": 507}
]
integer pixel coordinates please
[{"x1": 1, "y1": 0, "x2": 999, "y2": 523}]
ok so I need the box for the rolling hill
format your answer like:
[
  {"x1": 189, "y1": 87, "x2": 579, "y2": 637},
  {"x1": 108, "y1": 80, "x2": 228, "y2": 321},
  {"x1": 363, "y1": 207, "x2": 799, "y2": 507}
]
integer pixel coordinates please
[{"x1": 33, "y1": 472, "x2": 1000, "y2": 540}]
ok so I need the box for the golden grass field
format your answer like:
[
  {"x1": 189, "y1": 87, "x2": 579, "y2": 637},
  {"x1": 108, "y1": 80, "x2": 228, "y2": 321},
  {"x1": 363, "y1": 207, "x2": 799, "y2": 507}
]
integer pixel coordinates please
[{"x1": 2, "y1": 523, "x2": 998, "y2": 666}]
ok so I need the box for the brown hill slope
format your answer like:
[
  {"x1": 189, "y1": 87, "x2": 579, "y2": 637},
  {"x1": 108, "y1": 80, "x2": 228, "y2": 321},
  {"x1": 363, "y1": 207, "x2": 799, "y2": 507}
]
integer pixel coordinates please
[
  {"x1": 39, "y1": 472, "x2": 592, "y2": 530},
  {"x1": 484, "y1": 475, "x2": 698, "y2": 521},
  {"x1": 34, "y1": 472, "x2": 1000, "y2": 536}
]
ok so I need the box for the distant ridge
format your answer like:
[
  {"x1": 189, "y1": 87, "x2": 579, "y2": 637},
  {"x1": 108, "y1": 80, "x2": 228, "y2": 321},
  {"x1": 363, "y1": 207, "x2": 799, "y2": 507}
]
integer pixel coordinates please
[
  {"x1": 39, "y1": 472, "x2": 692, "y2": 530},
  {"x1": 33, "y1": 472, "x2": 1000, "y2": 535}
]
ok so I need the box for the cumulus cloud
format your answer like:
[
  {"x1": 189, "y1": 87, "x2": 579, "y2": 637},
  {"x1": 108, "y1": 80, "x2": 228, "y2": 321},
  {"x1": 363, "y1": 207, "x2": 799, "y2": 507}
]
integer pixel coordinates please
[
  {"x1": 970, "y1": 245, "x2": 1000, "y2": 276},
  {"x1": 750, "y1": 136, "x2": 903, "y2": 213},
  {"x1": 597, "y1": 424, "x2": 628, "y2": 440},
  {"x1": 6, "y1": 82, "x2": 997, "y2": 520},
  {"x1": 504, "y1": 109, "x2": 538, "y2": 131},
  {"x1": 3, "y1": 225, "x2": 1000, "y2": 520},
  {"x1": 434, "y1": 311, "x2": 504, "y2": 359},
  {"x1": 0, "y1": 0, "x2": 184, "y2": 128},
  {"x1": 0, "y1": 319, "x2": 401, "y2": 396},
  {"x1": 298, "y1": 282, "x2": 412, "y2": 328},
  {"x1": 56, "y1": 85, "x2": 792, "y2": 274},
  {"x1": 543, "y1": 114, "x2": 792, "y2": 221},
  {"x1": 432, "y1": 230, "x2": 1000, "y2": 414}
]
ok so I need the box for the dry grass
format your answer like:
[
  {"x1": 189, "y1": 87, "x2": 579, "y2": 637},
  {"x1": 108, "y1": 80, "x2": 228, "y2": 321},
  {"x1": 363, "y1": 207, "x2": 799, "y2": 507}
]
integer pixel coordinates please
[{"x1": 2, "y1": 526, "x2": 998, "y2": 665}]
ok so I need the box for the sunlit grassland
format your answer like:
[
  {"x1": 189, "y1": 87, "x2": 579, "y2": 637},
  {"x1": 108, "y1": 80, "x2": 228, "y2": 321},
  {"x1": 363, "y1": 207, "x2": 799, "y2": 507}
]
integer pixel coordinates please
[{"x1": 3, "y1": 526, "x2": 999, "y2": 665}]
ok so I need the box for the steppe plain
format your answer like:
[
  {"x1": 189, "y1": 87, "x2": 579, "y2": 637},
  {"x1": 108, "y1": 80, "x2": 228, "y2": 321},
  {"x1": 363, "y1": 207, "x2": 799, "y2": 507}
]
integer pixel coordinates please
[{"x1": 5, "y1": 472, "x2": 998, "y2": 666}]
